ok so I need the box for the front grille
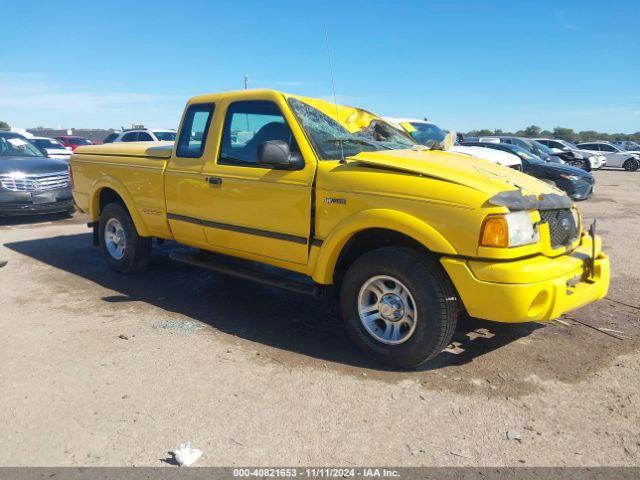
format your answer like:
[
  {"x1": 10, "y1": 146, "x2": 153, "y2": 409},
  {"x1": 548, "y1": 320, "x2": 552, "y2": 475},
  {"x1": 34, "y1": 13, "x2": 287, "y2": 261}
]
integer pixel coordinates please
[
  {"x1": 0, "y1": 171, "x2": 69, "y2": 192},
  {"x1": 539, "y1": 208, "x2": 578, "y2": 247}
]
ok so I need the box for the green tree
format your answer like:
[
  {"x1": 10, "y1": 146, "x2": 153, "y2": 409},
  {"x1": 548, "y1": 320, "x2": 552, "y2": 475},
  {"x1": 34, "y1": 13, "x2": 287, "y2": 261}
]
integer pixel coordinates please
[
  {"x1": 0, "y1": 121, "x2": 9, "y2": 130},
  {"x1": 522, "y1": 125, "x2": 541, "y2": 137},
  {"x1": 552, "y1": 127, "x2": 576, "y2": 142}
]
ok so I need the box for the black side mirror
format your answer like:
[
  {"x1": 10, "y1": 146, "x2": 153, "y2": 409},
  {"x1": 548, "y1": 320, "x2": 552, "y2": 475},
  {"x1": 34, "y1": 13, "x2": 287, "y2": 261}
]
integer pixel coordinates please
[{"x1": 257, "y1": 140, "x2": 303, "y2": 169}]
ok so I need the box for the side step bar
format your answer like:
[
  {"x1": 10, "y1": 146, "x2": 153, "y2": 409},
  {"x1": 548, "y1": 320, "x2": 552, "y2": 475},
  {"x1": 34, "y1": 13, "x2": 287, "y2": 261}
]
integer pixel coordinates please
[{"x1": 169, "y1": 250, "x2": 321, "y2": 297}]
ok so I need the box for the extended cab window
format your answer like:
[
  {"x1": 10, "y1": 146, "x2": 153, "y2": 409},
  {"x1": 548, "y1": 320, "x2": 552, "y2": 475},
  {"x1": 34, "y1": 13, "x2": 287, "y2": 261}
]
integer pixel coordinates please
[
  {"x1": 177, "y1": 103, "x2": 215, "y2": 158},
  {"x1": 138, "y1": 132, "x2": 153, "y2": 141},
  {"x1": 219, "y1": 100, "x2": 297, "y2": 166},
  {"x1": 121, "y1": 132, "x2": 138, "y2": 142}
]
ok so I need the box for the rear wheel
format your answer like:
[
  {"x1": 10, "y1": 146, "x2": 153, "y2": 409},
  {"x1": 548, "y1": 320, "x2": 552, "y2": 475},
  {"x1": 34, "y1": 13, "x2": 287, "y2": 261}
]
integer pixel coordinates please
[
  {"x1": 340, "y1": 247, "x2": 458, "y2": 369},
  {"x1": 623, "y1": 158, "x2": 639, "y2": 172},
  {"x1": 99, "y1": 202, "x2": 151, "y2": 273}
]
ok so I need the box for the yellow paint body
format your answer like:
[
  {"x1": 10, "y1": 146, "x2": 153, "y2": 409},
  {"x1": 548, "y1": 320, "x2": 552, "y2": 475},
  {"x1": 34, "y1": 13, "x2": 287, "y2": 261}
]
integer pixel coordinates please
[{"x1": 71, "y1": 89, "x2": 609, "y2": 323}]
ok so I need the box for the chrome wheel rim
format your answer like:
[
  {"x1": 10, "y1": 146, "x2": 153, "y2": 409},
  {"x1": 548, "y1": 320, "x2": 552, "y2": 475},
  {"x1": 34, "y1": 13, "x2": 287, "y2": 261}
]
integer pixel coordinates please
[
  {"x1": 104, "y1": 218, "x2": 126, "y2": 260},
  {"x1": 357, "y1": 275, "x2": 417, "y2": 345}
]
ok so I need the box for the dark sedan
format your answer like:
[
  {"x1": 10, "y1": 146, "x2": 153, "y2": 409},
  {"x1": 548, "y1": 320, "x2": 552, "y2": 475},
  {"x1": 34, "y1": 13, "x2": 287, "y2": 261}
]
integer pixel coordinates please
[
  {"x1": 462, "y1": 141, "x2": 595, "y2": 200},
  {"x1": 0, "y1": 132, "x2": 74, "y2": 216}
]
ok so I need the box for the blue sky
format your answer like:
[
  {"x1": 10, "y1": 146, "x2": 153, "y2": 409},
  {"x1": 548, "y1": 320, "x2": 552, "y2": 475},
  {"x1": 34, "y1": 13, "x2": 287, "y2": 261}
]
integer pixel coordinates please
[{"x1": 1, "y1": 0, "x2": 639, "y2": 132}]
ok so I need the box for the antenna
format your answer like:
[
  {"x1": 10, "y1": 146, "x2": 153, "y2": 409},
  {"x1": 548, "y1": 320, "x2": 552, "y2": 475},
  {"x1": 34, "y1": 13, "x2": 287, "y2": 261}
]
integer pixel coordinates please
[
  {"x1": 244, "y1": 74, "x2": 249, "y2": 90},
  {"x1": 323, "y1": 21, "x2": 346, "y2": 164}
]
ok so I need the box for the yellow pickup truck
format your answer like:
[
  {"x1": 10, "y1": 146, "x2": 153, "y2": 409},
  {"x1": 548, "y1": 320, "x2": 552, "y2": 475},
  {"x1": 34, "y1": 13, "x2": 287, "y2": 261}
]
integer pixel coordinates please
[{"x1": 71, "y1": 89, "x2": 609, "y2": 368}]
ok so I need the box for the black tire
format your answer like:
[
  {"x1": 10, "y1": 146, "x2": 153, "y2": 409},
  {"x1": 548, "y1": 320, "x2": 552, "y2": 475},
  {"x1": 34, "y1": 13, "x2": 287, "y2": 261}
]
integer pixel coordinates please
[
  {"x1": 623, "y1": 158, "x2": 639, "y2": 172},
  {"x1": 340, "y1": 247, "x2": 458, "y2": 369},
  {"x1": 98, "y1": 202, "x2": 151, "y2": 273},
  {"x1": 581, "y1": 159, "x2": 591, "y2": 172}
]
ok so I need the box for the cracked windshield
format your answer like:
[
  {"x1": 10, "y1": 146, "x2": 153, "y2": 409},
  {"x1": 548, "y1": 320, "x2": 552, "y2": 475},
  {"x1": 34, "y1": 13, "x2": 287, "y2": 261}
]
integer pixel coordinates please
[{"x1": 288, "y1": 97, "x2": 414, "y2": 160}]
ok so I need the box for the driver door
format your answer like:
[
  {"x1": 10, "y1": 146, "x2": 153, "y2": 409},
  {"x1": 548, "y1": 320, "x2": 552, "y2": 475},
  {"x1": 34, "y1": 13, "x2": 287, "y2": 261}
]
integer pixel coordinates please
[{"x1": 198, "y1": 94, "x2": 316, "y2": 266}]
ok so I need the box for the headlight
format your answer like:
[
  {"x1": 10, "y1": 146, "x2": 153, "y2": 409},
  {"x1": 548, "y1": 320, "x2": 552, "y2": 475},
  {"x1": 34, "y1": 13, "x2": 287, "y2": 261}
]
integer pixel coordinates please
[
  {"x1": 560, "y1": 174, "x2": 580, "y2": 181},
  {"x1": 571, "y1": 207, "x2": 581, "y2": 231},
  {"x1": 480, "y1": 211, "x2": 540, "y2": 248}
]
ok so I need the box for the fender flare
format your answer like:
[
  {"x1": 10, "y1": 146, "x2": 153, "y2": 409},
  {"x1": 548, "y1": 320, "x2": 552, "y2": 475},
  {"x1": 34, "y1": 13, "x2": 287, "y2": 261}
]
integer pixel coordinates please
[
  {"x1": 311, "y1": 209, "x2": 457, "y2": 284},
  {"x1": 89, "y1": 176, "x2": 151, "y2": 237}
]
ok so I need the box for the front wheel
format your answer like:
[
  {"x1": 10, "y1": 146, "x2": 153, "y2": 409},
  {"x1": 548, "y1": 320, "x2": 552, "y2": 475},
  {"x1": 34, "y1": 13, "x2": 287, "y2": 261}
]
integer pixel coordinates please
[
  {"x1": 340, "y1": 247, "x2": 458, "y2": 369},
  {"x1": 98, "y1": 202, "x2": 152, "y2": 273},
  {"x1": 623, "y1": 158, "x2": 640, "y2": 172}
]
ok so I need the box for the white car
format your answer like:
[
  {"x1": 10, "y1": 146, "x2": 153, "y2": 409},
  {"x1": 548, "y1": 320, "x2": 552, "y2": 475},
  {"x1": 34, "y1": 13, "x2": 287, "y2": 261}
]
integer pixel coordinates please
[
  {"x1": 29, "y1": 136, "x2": 72, "y2": 162},
  {"x1": 103, "y1": 129, "x2": 177, "y2": 143},
  {"x1": 384, "y1": 118, "x2": 522, "y2": 169},
  {"x1": 533, "y1": 138, "x2": 606, "y2": 170},
  {"x1": 576, "y1": 141, "x2": 640, "y2": 171},
  {"x1": 450, "y1": 145, "x2": 522, "y2": 170}
]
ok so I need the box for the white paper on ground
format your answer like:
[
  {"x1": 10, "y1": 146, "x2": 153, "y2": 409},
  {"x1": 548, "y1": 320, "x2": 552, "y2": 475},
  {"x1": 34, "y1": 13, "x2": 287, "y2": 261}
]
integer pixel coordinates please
[{"x1": 174, "y1": 442, "x2": 203, "y2": 467}]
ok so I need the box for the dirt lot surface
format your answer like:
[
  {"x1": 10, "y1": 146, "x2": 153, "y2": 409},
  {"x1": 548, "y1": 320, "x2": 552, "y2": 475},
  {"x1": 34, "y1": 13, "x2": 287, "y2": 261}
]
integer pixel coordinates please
[{"x1": 0, "y1": 170, "x2": 639, "y2": 467}]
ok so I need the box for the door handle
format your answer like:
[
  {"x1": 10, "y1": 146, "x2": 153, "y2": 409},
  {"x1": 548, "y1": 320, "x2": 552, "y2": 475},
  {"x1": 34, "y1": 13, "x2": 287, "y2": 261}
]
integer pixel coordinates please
[{"x1": 207, "y1": 177, "x2": 223, "y2": 186}]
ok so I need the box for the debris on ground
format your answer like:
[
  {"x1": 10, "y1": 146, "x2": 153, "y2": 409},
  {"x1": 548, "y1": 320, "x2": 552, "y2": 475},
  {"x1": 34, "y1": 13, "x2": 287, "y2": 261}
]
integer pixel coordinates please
[
  {"x1": 507, "y1": 430, "x2": 522, "y2": 442},
  {"x1": 154, "y1": 319, "x2": 201, "y2": 334},
  {"x1": 118, "y1": 334, "x2": 128, "y2": 340},
  {"x1": 173, "y1": 442, "x2": 202, "y2": 467},
  {"x1": 449, "y1": 450, "x2": 471, "y2": 459}
]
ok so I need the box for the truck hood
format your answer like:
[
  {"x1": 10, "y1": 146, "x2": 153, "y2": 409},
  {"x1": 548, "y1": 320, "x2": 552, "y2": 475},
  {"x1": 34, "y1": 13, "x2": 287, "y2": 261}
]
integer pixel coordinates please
[
  {"x1": 0, "y1": 156, "x2": 69, "y2": 175},
  {"x1": 348, "y1": 148, "x2": 572, "y2": 209}
]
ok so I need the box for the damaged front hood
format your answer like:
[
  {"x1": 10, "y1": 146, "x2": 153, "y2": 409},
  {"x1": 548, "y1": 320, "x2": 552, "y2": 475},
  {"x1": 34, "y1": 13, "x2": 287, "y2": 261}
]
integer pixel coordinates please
[
  {"x1": 348, "y1": 148, "x2": 565, "y2": 200},
  {"x1": 488, "y1": 190, "x2": 573, "y2": 210}
]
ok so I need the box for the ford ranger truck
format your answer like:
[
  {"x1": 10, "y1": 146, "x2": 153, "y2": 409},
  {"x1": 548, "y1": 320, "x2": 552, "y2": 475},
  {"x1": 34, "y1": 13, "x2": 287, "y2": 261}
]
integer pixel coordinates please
[{"x1": 71, "y1": 89, "x2": 609, "y2": 369}]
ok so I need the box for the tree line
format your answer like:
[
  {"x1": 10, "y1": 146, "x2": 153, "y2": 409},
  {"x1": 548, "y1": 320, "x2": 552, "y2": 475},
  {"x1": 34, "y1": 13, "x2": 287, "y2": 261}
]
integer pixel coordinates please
[
  {"x1": 467, "y1": 125, "x2": 640, "y2": 143},
  {"x1": 2, "y1": 119, "x2": 638, "y2": 144}
]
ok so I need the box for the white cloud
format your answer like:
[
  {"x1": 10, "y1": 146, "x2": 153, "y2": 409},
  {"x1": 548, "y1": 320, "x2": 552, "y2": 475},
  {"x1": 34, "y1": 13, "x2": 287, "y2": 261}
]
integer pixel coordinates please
[{"x1": 0, "y1": 74, "x2": 182, "y2": 129}]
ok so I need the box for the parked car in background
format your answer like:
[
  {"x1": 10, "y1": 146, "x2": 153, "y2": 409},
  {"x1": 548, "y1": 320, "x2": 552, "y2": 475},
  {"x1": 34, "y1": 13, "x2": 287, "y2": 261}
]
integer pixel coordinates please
[
  {"x1": 478, "y1": 136, "x2": 565, "y2": 165},
  {"x1": 384, "y1": 118, "x2": 522, "y2": 169},
  {"x1": 533, "y1": 138, "x2": 603, "y2": 170},
  {"x1": 576, "y1": 141, "x2": 640, "y2": 171},
  {"x1": 0, "y1": 132, "x2": 74, "y2": 216},
  {"x1": 103, "y1": 129, "x2": 177, "y2": 143},
  {"x1": 612, "y1": 140, "x2": 640, "y2": 153},
  {"x1": 462, "y1": 141, "x2": 595, "y2": 200},
  {"x1": 29, "y1": 137, "x2": 72, "y2": 162},
  {"x1": 55, "y1": 135, "x2": 93, "y2": 151}
]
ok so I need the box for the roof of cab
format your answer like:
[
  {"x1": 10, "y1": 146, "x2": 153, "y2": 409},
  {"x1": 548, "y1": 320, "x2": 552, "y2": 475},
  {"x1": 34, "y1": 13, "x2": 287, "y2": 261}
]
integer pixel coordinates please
[{"x1": 188, "y1": 89, "x2": 287, "y2": 104}]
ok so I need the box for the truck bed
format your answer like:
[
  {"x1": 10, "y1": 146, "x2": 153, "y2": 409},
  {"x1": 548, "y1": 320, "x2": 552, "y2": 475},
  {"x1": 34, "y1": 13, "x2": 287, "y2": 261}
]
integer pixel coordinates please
[{"x1": 74, "y1": 141, "x2": 174, "y2": 159}]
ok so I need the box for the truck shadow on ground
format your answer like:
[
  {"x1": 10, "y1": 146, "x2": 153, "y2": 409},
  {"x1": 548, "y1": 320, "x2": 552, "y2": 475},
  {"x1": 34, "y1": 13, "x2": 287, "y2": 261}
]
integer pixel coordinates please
[{"x1": 5, "y1": 233, "x2": 541, "y2": 372}]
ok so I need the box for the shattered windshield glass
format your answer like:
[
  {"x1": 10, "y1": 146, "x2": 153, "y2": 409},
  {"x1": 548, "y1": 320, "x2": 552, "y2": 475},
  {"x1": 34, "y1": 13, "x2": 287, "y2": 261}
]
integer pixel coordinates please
[{"x1": 287, "y1": 98, "x2": 414, "y2": 160}]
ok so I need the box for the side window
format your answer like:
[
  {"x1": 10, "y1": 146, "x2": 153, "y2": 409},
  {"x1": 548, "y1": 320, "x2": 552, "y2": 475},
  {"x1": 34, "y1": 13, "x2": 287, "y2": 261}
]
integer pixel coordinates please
[
  {"x1": 121, "y1": 132, "x2": 138, "y2": 142},
  {"x1": 219, "y1": 100, "x2": 298, "y2": 166},
  {"x1": 138, "y1": 132, "x2": 153, "y2": 141},
  {"x1": 549, "y1": 140, "x2": 563, "y2": 149},
  {"x1": 103, "y1": 133, "x2": 118, "y2": 143},
  {"x1": 600, "y1": 144, "x2": 615, "y2": 152},
  {"x1": 177, "y1": 103, "x2": 214, "y2": 158}
]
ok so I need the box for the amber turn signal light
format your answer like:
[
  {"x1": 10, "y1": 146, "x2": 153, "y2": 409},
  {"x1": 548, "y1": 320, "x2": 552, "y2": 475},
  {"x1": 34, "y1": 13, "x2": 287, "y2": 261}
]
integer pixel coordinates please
[{"x1": 480, "y1": 215, "x2": 509, "y2": 248}]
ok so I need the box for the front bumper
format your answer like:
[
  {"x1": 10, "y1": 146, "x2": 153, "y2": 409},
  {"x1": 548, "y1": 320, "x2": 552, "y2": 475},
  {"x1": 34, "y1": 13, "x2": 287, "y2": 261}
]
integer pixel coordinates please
[
  {"x1": 0, "y1": 187, "x2": 74, "y2": 216},
  {"x1": 441, "y1": 232, "x2": 609, "y2": 323}
]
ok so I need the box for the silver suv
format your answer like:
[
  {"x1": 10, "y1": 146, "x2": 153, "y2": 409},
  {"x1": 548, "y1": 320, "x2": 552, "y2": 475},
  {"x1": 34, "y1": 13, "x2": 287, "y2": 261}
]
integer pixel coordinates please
[{"x1": 103, "y1": 129, "x2": 177, "y2": 143}]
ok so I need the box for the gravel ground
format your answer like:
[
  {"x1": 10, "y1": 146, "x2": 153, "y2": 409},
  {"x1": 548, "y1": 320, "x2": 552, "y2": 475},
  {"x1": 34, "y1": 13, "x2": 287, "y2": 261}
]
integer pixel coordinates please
[{"x1": 0, "y1": 169, "x2": 638, "y2": 467}]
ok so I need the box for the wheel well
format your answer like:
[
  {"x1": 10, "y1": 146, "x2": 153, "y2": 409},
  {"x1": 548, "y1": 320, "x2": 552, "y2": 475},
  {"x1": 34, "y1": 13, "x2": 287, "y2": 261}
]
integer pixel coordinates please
[
  {"x1": 333, "y1": 228, "x2": 433, "y2": 284},
  {"x1": 98, "y1": 188, "x2": 125, "y2": 214}
]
